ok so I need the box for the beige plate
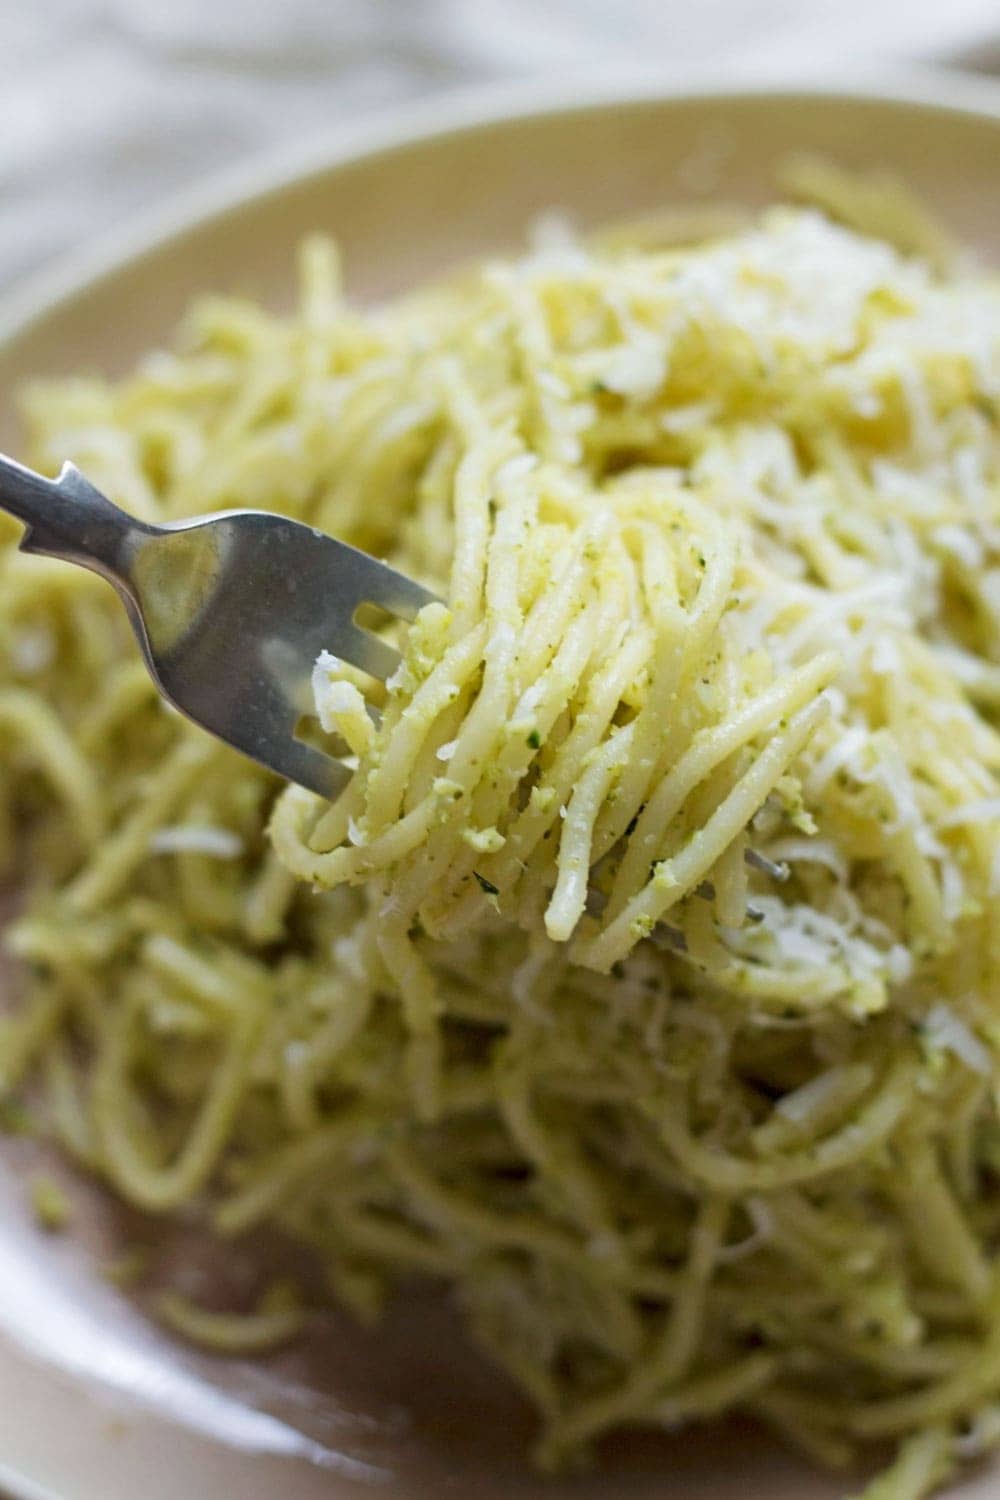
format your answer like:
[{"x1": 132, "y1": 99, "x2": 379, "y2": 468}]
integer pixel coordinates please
[{"x1": 1, "y1": 69, "x2": 999, "y2": 1500}]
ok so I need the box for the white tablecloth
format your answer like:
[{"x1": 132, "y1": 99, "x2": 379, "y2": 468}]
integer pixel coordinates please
[{"x1": 2, "y1": 0, "x2": 999, "y2": 294}]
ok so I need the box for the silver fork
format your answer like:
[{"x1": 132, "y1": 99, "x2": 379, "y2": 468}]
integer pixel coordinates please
[{"x1": 0, "y1": 454, "x2": 437, "y2": 799}]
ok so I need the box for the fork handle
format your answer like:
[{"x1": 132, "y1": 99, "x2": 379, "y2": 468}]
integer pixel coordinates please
[{"x1": 0, "y1": 453, "x2": 151, "y2": 583}]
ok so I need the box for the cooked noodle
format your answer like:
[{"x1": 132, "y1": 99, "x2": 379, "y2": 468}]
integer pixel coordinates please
[{"x1": 2, "y1": 186, "x2": 1000, "y2": 1499}]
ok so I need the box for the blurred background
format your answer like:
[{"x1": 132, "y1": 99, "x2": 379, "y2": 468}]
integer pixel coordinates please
[{"x1": 2, "y1": 0, "x2": 1000, "y2": 294}]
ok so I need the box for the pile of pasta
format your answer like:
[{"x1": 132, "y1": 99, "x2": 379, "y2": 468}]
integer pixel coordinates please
[{"x1": 2, "y1": 182, "x2": 1000, "y2": 1499}]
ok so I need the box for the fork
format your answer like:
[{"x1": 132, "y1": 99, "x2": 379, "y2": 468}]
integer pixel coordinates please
[{"x1": 0, "y1": 454, "x2": 437, "y2": 799}]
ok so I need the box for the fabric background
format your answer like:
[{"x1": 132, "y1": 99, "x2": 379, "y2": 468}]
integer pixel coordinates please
[{"x1": 2, "y1": 0, "x2": 999, "y2": 294}]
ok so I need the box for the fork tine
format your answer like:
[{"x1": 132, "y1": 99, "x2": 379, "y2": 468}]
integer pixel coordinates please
[
  {"x1": 331, "y1": 621, "x2": 402, "y2": 683},
  {"x1": 372, "y1": 567, "x2": 439, "y2": 622},
  {"x1": 337, "y1": 545, "x2": 438, "y2": 623},
  {"x1": 276, "y1": 736, "x2": 353, "y2": 801}
]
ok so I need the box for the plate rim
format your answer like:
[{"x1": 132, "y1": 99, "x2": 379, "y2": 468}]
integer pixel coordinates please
[{"x1": 2, "y1": 63, "x2": 1000, "y2": 355}]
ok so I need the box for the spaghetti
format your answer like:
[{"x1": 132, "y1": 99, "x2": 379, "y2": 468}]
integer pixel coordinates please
[{"x1": 2, "y1": 189, "x2": 1000, "y2": 1500}]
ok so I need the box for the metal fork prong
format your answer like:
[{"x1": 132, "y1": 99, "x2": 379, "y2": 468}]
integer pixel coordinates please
[
  {"x1": 336, "y1": 544, "x2": 439, "y2": 623},
  {"x1": 334, "y1": 623, "x2": 403, "y2": 683},
  {"x1": 365, "y1": 569, "x2": 439, "y2": 623},
  {"x1": 277, "y1": 736, "x2": 353, "y2": 802},
  {"x1": 745, "y1": 848, "x2": 790, "y2": 881}
]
